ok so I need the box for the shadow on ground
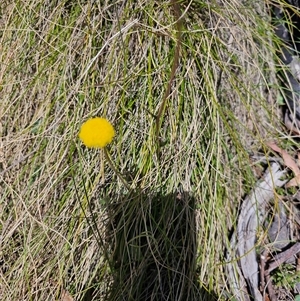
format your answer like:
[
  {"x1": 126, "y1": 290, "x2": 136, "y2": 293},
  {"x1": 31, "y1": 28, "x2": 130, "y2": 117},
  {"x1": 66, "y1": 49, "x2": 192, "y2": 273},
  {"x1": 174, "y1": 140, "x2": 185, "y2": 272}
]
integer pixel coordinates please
[{"x1": 94, "y1": 190, "x2": 217, "y2": 301}]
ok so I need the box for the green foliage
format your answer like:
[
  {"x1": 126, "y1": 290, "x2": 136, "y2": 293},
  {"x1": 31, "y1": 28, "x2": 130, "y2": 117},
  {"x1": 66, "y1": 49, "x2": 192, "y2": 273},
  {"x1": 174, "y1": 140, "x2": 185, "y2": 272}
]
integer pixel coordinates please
[{"x1": 272, "y1": 264, "x2": 300, "y2": 290}]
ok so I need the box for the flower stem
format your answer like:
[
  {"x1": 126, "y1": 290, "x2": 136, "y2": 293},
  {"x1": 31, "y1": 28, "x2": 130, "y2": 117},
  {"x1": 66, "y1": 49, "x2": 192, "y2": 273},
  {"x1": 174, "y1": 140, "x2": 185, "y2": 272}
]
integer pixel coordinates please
[{"x1": 103, "y1": 148, "x2": 131, "y2": 191}]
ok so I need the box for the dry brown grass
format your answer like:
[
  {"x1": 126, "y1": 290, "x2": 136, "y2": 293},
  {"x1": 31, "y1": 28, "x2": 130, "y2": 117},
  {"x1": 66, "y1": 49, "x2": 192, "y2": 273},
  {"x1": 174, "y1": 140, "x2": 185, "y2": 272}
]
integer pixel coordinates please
[{"x1": 0, "y1": 0, "x2": 296, "y2": 300}]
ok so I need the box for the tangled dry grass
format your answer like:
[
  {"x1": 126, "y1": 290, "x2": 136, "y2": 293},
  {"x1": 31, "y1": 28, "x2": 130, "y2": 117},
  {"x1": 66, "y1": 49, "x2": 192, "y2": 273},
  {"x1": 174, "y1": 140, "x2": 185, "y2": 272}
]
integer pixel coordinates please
[{"x1": 0, "y1": 0, "x2": 298, "y2": 300}]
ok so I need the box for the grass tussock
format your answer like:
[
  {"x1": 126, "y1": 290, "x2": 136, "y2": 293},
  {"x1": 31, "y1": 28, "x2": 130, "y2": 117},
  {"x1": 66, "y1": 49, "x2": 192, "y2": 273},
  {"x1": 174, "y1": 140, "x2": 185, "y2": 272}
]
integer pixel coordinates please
[{"x1": 0, "y1": 0, "x2": 297, "y2": 300}]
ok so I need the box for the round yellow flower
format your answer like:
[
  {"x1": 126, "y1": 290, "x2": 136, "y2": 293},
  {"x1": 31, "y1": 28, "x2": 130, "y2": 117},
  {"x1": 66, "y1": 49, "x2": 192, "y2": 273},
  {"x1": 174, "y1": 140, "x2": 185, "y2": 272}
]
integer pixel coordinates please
[{"x1": 79, "y1": 117, "x2": 115, "y2": 148}]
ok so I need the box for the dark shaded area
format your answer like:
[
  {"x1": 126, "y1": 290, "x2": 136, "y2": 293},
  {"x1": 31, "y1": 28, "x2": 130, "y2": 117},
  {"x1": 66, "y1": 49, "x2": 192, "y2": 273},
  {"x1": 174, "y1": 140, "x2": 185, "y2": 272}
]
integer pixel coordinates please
[{"x1": 103, "y1": 190, "x2": 216, "y2": 301}]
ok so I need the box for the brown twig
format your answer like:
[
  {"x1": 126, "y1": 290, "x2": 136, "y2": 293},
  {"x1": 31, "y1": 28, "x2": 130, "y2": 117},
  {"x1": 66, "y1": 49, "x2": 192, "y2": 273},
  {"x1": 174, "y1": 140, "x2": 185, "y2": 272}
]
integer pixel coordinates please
[
  {"x1": 264, "y1": 242, "x2": 300, "y2": 300},
  {"x1": 260, "y1": 249, "x2": 268, "y2": 292},
  {"x1": 265, "y1": 272, "x2": 277, "y2": 301},
  {"x1": 267, "y1": 242, "x2": 300, "y2": 274},
  {"x1": 155, "y1": 0, "x2": 183, "y2": 153}
]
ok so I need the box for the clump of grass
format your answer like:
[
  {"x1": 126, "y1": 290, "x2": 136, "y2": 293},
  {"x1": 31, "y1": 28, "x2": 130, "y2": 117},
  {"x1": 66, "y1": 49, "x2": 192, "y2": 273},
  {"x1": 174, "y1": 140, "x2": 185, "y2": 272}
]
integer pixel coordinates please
[
  {"x1": 0, "y1": 0, "x2": 296, "y2": 300},
  {"x1": 106, "y1": 191, "x2": 205, "y2": 301}
]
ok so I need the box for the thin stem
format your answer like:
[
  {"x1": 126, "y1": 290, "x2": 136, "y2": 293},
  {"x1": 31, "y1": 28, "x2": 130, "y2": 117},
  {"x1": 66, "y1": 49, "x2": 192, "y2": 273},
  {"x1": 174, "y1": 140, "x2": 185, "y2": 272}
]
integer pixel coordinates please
[
  {"x1": 103, "y1": 147, "x2": 131, "y2": 191},
  {"x1": 155, "y1": 0, "x2": 183, "y2": 154}
]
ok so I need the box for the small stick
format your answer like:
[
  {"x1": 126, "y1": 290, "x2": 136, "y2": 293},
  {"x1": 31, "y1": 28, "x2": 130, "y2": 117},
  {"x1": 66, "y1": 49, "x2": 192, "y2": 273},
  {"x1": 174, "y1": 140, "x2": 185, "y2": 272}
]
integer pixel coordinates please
[
  {"x1": 260, "y1": 249, "x2": 268, "y2": 292},
  {"x1": 264, "y1": 242, "x2": 300, "y2": 300},
  {"x1": 267, "y1": 242, "x2": 300, "y2": 274},
  {"x1": 266, "y1": 273, "x2": 277, "y2": 301},
  {"x1": 155, "y1": 0, "x2": 183, "y2": 152}
]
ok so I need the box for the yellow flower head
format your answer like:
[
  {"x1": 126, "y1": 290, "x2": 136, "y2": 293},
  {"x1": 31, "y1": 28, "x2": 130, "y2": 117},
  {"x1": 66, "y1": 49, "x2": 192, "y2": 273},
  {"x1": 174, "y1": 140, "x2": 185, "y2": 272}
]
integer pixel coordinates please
[{"x1": 79, "y1": 117, "x2": 115, "y2": 148}]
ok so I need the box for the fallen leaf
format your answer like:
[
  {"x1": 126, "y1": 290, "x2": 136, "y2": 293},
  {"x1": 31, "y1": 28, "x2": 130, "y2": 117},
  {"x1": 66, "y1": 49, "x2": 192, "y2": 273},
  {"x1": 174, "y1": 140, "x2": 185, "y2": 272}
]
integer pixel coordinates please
[
  {"x1": 286, "y1": 175, "x2": 300, "y2": 188},
  {"x1": 267, "y1": 142, "x2": 300, "y2": 176},
  {"x1": 267, "y1": 141, "x2": 300, "y2": 187},
  {"x1": 297, "y1": 150, "x2": 300, "y2": 166}
]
